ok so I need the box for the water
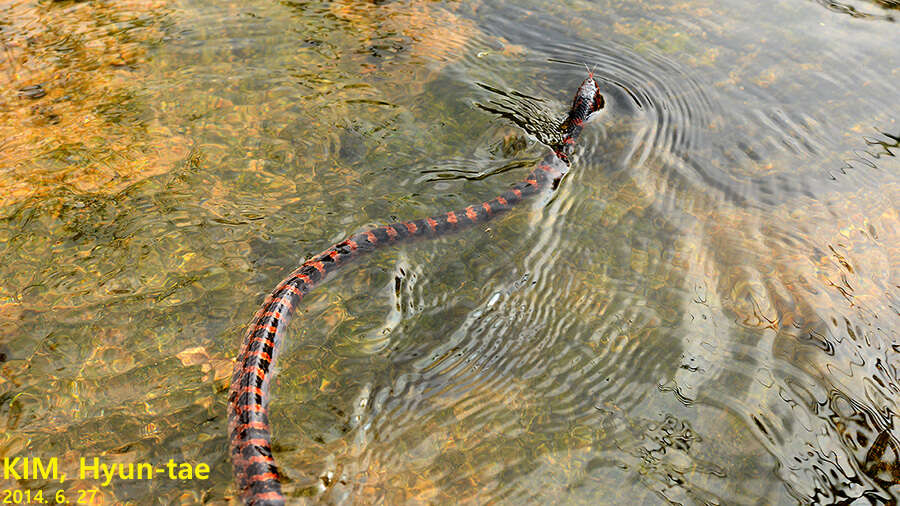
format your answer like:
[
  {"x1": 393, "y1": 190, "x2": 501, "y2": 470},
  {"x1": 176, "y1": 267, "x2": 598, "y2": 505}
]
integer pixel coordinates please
[{"x1": 1, "y1": 0, "x2": 898, "y2": 503}]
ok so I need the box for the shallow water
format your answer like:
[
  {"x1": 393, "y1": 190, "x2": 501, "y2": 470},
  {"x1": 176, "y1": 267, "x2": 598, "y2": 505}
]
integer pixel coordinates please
[{"x1": 1, "y1": 0, "x2": 898, "y2": 503}]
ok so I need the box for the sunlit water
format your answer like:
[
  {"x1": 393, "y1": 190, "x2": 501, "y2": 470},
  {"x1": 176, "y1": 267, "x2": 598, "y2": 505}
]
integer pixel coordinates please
[{"x1": 1, "y1": 0, "x2": 898, "y2": 503}]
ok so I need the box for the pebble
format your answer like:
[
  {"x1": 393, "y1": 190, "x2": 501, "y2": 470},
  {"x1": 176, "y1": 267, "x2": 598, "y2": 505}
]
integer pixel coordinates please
[{"x1": 19, "y1": 84, "x2": 46, "y2": 99}]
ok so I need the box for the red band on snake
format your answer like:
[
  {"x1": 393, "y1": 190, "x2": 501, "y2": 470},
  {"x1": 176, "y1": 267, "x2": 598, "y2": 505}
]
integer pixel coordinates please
[{"x1": 228, "y1": 75, "x2": 604, "y2": 505}]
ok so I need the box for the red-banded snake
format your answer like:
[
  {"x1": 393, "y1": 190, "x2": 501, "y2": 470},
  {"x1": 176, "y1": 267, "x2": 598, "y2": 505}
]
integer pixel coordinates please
[{"x1": 228, "y1": 74, "x2": 604, "y2": 505}]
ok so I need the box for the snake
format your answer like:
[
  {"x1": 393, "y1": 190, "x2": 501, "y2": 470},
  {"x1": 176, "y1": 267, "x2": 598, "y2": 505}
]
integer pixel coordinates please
[{"x1": 227, "y1": 73, "x2": 604, "y2": 505}]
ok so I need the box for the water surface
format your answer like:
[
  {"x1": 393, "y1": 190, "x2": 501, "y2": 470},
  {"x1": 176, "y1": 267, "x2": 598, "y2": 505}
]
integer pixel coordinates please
[{"x1": 1, "y1": 0, "x2": 898, "y2": 503}]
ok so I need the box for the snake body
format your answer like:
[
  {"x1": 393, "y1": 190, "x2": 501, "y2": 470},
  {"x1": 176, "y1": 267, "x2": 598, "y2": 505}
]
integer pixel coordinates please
[{"x1": 228, "y1": 75, "x2": 604, "y2": 505}]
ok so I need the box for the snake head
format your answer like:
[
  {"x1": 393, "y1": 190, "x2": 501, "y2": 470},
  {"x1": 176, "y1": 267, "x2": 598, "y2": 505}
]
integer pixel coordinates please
[
  {"x1": 577, "y1": 73, "x2": 605, "y2": 116},
  {"x1": 562, "y1": 73, "x2": 605, "y2": 133}
]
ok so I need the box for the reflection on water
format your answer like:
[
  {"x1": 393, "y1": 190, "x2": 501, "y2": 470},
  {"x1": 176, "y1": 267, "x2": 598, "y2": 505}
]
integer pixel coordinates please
[
  {"x1": 0, "y1": 0, "x2": 898, "y2": 503},
  {"x1": 813, "y1": 0, "x2": 900, "y2": 21}
]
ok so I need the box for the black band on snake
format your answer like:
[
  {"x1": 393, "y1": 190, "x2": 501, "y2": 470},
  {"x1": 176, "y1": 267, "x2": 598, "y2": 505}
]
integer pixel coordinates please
[{"x1": 227, "y1": 74, "x2": 604, "y2": 505}]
